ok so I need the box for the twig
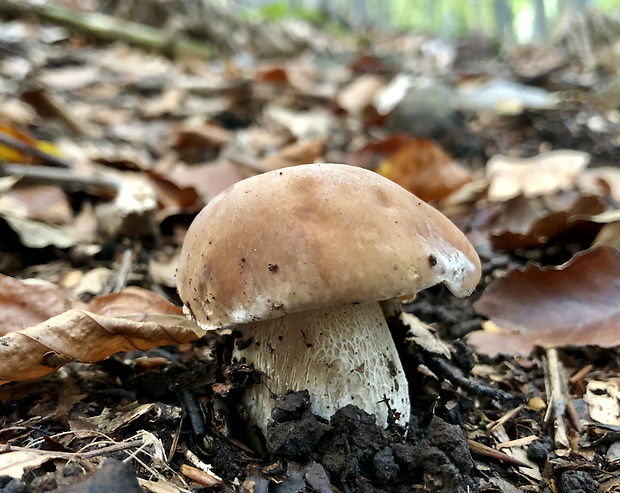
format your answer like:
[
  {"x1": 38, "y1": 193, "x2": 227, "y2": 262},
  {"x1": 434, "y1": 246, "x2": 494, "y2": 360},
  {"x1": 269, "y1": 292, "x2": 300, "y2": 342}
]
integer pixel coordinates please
[
  {"x1": 0, "y1": 162, "x2": 119, "y2": 195},
  {"x1": 486, "y1": 405, "x2": 524, "y2": 435},
  {"x1": 468, "y1": 439, "x2": 532, "y2": 468},
  {"x1": 542, "y1": 348, "x2": 569, "y2": 448},
  {"x1": 7, "y1": 439, "x2": 143, "y2": 459},
  {"x1": 496, "y1": 434, "x2": 539, "y2": 450},
  {"x1": 181, "y1": 388, "x2": 205, "y2": 441},
  {"x1": 111, "y1": 245, "x2": 134, "y2": 293},
  {"x1": 0, "y1": 0, "x2": 212, "y2": 59},
  {"x1": 0, "y1": 131, "x2": 71, "y2": 168},
  {"x1": 427, "y1": 355, "x2": 514, "y2": 403}
]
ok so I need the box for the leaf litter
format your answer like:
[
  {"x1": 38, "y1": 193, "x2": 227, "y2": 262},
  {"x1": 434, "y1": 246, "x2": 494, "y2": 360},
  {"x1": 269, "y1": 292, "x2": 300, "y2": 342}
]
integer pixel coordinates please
[{"x1": 1, "y1": 3, "x2": 620, "y2": 493}]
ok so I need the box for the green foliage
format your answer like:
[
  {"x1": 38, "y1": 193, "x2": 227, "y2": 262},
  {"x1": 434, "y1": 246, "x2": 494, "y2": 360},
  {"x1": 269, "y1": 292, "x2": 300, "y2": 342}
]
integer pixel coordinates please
[{"x1": 255, "y1": 1, "x2": 326, "y2": 24}]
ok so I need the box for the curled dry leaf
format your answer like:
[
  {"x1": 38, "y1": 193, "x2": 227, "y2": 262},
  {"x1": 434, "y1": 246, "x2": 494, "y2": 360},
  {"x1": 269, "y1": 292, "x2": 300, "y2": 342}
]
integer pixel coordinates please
[
  {"x1": 486, "y1": 150, "x2": 590, "y2": 202},
  {"x1": 490, "y1": 194, "x2": 605, "y2": 250},
  {"x1": 0, "y1": 286, "x2": 203, "y2": 385},
  {"x1": 468, "y1": 246, "x2": 620, "y2": 357}
]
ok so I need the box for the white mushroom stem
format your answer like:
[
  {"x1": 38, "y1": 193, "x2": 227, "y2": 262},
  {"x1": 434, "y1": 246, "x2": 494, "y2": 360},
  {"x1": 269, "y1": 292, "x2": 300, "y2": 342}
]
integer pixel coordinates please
[{"x1": 232, "y1": 301, "x2": 410, "y2": 433}]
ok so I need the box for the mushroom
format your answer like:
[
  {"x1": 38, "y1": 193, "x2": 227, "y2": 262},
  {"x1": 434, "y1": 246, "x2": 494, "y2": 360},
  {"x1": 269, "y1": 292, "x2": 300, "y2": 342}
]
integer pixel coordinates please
[{"x1": 177, "y1": 163, "x2": 480, "y2": 433}]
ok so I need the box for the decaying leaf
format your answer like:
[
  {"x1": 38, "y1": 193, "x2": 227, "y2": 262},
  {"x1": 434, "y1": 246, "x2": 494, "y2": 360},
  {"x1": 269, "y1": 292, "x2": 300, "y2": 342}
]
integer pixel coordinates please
[
  {"x1": 468, "y1": 246, "x2": 620, "y2": 356},
  {"x1": 0, "y1": 286, "x2": 202, "y2": 385},
  {"x1": 487, "y1": 150, "x2": 590, "y2": 202}
]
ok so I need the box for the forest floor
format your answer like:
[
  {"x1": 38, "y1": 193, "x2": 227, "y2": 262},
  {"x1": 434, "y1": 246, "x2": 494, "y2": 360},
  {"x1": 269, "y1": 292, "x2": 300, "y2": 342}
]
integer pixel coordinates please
[{"x1": 1, "y1": 3, "x2": 620, "y2": 493}]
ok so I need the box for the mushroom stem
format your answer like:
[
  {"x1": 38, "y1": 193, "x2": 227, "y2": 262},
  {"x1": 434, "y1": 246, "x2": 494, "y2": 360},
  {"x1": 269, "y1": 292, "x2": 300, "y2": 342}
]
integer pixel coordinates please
[{"x1": 233, "y1": 301, "x2": 410, "y2": 433}]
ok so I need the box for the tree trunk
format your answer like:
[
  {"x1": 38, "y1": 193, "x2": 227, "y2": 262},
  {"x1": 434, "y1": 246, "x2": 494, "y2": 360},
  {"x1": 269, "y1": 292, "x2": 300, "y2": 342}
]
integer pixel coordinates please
[
  {"x1": 532, "y1": 0, "x2": 548, "y2": 40},
  {"x1": 494, "y1": 0, "x2": 514, "y2": 43}
]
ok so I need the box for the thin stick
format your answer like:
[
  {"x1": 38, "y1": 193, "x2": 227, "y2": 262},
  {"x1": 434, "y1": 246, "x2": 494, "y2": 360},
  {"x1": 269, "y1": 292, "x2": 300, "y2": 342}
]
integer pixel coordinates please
[
  {"x1": 0, "y1": 131, "x2": 71, "y2": 168},
  {"x1": 0, "y1": 162, "x2": 119, "y2": 195},
  {"x1": 428, "y1": 355, "x2": 514, "y2": 403}
]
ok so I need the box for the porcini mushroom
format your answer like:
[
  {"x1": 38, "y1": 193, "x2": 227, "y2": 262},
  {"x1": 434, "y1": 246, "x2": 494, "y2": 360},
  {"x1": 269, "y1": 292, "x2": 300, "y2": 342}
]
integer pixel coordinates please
[{"x1": 177, "y1": 163, "x2": 480, "y2": 433}]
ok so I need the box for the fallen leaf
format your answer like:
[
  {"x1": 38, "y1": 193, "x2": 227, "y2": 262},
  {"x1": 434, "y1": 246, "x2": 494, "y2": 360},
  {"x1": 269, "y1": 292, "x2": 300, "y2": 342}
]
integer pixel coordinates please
[
  {"x1": 0, "y1": 286, "x2": 201, "y2": 384},
  {"x1": 87, "y1": 286, "x2": 184, "y2": 317},
  {"x1": 487, "y1": 150, "x2": 590, "y2": 202},
  {"x1": 468, "y1": 246, "x2": 620, "y2": 356},
  {"x1": 348, "y1": 134, "x2": 414, "y2": 169},
  {"x1": 149, "y1": 250, "x2": 180, "y2": 288},
  {"x1": 0, "y1": 275, "x2": 71, "y2": 336},
  {"x1": 377, "y1": 138, "x2": 473, "y2": 202},
  {"x1": 0, "y1": 450, "x2": 70, "y2": 479},
  {"x1": 0, "y1": 184, "x2": 73, "y2": 225},
  {"x1": 580, "y1": 167, "x2": 620, "y2": 205},
  {"x1": 172, "y1": 123, "x2": 232, "y2": 164},
  {"x1": 401, "y1": 312, "x2": 451, "y2": 358},
  {"x1": 490, "y1": 194, "x2": 604, "y2": 250},
  {"x1": 0, "y1": 309, "x2": 201, "y2": 385},
  {"x1": 0, "y1": 212, "x2": 82, "y2": 248},
  {"x1": 163, "y1": 160, "x2": 244, "y2": 204},
  {"x1": 263, "y1": 106, "x2": 334, "y2": 141},
  {"x1": 260, "y1": 138, "x2": 325, "y2": 171},
  {"x1": 336, "y1": 74, "x2": 385, "y2": 119},
  {"x1": 254, "y1": 65, "x2": 289, "y2": 84},
  {"x1": 586, "y1": 380, "x2": 620, "y2": 426}
]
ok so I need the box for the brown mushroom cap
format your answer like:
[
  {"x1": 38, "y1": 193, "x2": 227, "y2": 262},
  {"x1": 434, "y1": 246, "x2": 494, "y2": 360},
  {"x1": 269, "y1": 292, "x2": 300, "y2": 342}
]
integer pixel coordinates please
[{"x1": 177, "y1": 163, "x2": 481, "y2": 331}]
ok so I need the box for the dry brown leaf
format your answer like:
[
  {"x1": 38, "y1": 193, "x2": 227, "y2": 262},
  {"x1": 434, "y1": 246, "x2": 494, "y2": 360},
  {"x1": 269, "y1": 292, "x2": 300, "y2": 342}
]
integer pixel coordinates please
[
  {"x1": 468, "y1": 246, "x2": 620, "y2": 356},
  {"x1": 401, "y1": 312, "x2": 451, "y2": 358},
  {"x1": 594, "y1": 221, "x2": 620, "y2": 249},
  {"x1": 87, "y1": 286, "x2": 184, "y2": 317},
  {"x1": 486, "y1": 150, "x2": 590, "y2": 202},
  {"x1": 490, "y1": 194, "x2": 604, "y2": 250},
  {"x1": 336, "y1": 75, "x2": 386, "y2": 119},
  {"x1": 0, "y1": 286, "x2": 202, "y2": 384},
  {"x1": 147, "y1": 170, "x2": 204, "y2": 219},
  {"x1": 0, "y1": 184, "x2": 73, "y2": 225},
  {"x1": 348, "y1": 134, "x2": 415, "y2": 169},
  {"x1": 580, "y1": 167, "x2": 620, "y2": 205},
  {"x1": 172, "y1": 122, "x2": 232, "y2": 164},
  {"x1": 0, "y1": 450, "x2": 70, "y2": 479},
  {"x1": 377, "y1": 138, "x2": 473, "y2": 202},
  {"x1": 254, "y1": 65, "x2": 290, "y2": 84},
  {"x1": 163, "y1": 161, "x2": 244, "y2": 203},
  {"x1": 0, "y1": 274, "x2": 71, "y2": 336},
  {"x1": 0, "y1": 309, "x2": 201, "y2": 385},
  {"x1": 259, "y1": 138, "x2": 325, "y2": 171}
]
